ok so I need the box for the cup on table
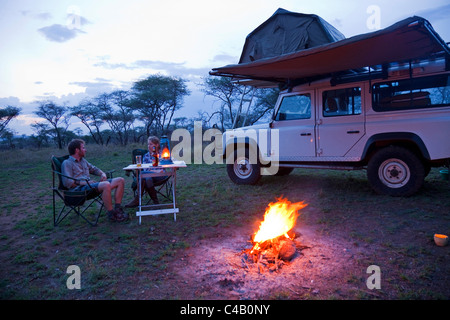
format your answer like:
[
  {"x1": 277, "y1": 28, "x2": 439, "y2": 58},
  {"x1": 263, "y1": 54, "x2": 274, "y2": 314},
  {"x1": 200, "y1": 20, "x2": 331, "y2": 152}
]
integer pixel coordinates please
[{"x1": 136, "y1": 155, "x2": 142, "y2": 167}]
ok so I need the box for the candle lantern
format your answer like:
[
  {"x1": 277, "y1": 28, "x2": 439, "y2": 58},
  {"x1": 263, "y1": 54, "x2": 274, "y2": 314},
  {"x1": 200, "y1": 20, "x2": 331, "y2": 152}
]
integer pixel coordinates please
[{"x1": 160, "y1": 135, "x2": 173, "y2": 164}]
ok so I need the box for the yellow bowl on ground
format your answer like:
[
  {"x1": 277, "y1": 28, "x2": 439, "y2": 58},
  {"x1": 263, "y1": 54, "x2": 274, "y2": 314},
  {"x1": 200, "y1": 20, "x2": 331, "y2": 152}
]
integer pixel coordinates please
[{"x1": 434, "y1": 234, "x2": 448, "y2": 247}]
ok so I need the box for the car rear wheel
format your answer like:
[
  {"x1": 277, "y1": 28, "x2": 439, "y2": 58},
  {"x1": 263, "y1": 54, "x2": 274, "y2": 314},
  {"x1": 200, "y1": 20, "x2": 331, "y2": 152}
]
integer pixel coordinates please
[{"x1": 367, "y1": 146, "x2": 425, "y2": 196}]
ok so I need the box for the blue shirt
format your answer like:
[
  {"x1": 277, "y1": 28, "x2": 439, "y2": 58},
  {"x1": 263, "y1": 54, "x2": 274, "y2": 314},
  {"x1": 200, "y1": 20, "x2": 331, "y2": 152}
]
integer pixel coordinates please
[{"x1": 143, "y1": 151, "x2": 165, "y2": 173}]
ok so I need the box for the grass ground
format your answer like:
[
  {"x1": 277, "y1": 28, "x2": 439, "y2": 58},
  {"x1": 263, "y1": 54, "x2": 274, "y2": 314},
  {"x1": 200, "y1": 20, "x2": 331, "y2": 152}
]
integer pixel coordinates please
[{"x1": 0, "y1": 144, "x2": 449, "y2": 300}]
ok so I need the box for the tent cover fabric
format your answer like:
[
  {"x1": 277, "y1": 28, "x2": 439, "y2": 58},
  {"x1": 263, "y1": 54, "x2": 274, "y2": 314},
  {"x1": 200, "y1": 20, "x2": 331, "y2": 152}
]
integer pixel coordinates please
[
  {"x1": 239, "y1": 8, "x2": 345, "y2": 64},
  {"x1": 211, "y1": 12, "x2": 450, "y2": 86}
]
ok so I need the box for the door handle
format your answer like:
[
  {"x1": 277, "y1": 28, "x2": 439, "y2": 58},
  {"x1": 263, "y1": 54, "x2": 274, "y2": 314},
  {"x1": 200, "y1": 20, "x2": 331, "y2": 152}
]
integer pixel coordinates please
[
  {"x1": 300, "y1": 133, "x2": 312, "y2": 136},
  {"x1": 347, "y1": 130, "x2": 360, "y2": 134}
]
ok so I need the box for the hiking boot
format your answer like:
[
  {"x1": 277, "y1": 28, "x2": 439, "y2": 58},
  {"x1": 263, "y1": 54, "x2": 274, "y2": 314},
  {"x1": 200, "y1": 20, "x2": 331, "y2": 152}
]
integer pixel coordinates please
[
  {"x1": 116, "y1": 206, "x2": 129, "y2": 222},
  {"x1": 106, "y1": 209, "x2": 126, "y2": 222},
  {"x1": 114, "y1": 209, "x2": 126, "y2": 222},
  {"x1": 106, "y1": 209, "x2": 118, "y2": 222}
]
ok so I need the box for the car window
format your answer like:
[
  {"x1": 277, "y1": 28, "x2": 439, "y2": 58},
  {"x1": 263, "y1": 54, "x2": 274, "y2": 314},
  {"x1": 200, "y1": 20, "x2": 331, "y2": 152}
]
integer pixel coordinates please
[
  {"x1": 372, "y1": 74, "x2": 450, "y2": 111},
  {"x1": 275, "y1": 94, "x2": 311, "y2": 121},
  {"x1": 323, "y1": 87, "x2": 361, "y2": 117}
]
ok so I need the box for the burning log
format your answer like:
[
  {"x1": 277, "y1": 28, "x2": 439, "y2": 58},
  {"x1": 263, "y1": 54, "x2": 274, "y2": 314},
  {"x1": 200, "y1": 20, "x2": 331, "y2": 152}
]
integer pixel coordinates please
[
  {"x1": 243, "y1": 234, "x2": 305, "y2": 273},
  {"x1": 278, "y1": 239, "x2": 297, "y2": 261},
  {"x1": 242, "y1": 198, "x2": 308, "y2": 272},
  {"x1": 246, "y1": 233, "x2": 298, "y2": 259}
]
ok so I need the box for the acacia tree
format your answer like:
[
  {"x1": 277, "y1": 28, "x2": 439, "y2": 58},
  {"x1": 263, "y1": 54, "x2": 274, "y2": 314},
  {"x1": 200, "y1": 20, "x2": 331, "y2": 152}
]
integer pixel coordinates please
[
  {"x1": 159, "y1": 77, "x2": 190, "y2": 134},
  {"x1": 94, "y1": 91, "x2": 135, "y2": 145},
  {"x1": 30, "y1": 122, "x2": 51, "y2": 148},
  {"x1": 107, "y1": 90, "x2": 135, "y2": 145},
  {"x1": 70, "y1": 99, "x2": 106, "y2": 145},
  {"x1": 247, "y1": 87, "x2": 280, "y2": 124},
  {"x1": 0, "y1": 105, "x2": 21, "y2": 135},
  {"x1": 129, "y1": 74, "x2": 190, "y2": 136},
  {"x1": 200, "y1": 76, "x2": 279, "y2": 130},
  {"x1": 34, "y1": 100, "x2": 70, "y2": 149},
  {"x1": 72, "y1": 91, "x2": 136, "y2": 146},
  {"x1": 199, "y1": 76, "x2": 238, "y2": 130}
]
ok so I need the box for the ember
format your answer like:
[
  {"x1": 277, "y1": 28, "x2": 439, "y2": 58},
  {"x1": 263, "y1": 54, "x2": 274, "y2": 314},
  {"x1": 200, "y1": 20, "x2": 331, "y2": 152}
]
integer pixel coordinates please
[{"x1": 244, "y1": 197, "x2": 308, "y2": 272}]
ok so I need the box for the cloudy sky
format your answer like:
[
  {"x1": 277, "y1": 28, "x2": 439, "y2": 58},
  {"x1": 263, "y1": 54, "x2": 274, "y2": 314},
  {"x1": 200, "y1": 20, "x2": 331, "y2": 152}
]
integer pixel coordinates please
[{"x1": 1, "y1": 0, "x2": 449, "y2": 135}]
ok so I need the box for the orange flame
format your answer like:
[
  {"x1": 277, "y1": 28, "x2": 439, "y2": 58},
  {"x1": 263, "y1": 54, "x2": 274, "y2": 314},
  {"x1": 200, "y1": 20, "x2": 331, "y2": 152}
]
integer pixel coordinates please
[
  {"x1": 161, "y1": 147, "x2": 170, "y2": 159},
  {"x1": 252, "y1": 197, "x2": 307, "y2": 252}
]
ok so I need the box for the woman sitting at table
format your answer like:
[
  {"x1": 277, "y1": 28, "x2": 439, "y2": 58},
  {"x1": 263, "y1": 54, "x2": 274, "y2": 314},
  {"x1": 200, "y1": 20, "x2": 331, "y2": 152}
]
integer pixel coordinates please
[{"x1": 125, "y1": 136, "x2": 168, "y2": 208}]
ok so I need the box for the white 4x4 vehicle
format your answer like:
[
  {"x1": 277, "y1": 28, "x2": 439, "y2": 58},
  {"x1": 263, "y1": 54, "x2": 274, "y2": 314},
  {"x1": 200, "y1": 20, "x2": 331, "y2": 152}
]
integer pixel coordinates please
[
  {"x1": 220, "y1": 58, "x2": 450, "y2": 196},
  {"x1": 213, "y1": 16, "x2": 450, "y2": 196}
]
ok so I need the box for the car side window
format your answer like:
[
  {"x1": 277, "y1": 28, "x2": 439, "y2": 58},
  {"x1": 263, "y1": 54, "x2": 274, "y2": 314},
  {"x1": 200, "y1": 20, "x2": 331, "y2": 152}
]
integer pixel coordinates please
[
  {"x1": 372, "y1": 74, "x2": 450, "y2": 111},
  {"x1": 323, "y1": 87, "x2": 362, "y2": 117},
  {"x1": 275, "y1": 94, "x2": 311, "y2": 121}
]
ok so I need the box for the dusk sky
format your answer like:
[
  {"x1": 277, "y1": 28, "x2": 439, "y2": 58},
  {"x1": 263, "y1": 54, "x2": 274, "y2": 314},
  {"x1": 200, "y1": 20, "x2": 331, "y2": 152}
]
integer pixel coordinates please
[{"x1": 1, "y1": 0, "x2": 449, "y2": 135}]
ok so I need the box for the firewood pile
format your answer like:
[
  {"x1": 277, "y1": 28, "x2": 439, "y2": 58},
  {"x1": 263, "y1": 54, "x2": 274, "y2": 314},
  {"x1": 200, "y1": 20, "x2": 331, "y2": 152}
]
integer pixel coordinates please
[{"x1": 241, "y1": 231, "x2": 310, "y2": 273}]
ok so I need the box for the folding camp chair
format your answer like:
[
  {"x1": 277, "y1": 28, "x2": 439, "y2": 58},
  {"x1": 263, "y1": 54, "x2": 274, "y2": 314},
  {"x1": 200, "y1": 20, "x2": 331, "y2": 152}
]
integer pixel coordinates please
[
  {"x1": 126, "y1": 149, "x2": 173, "y2": 204},
  {"x1": 51, "y1": 155, "x2": 113, "y2": 226}
]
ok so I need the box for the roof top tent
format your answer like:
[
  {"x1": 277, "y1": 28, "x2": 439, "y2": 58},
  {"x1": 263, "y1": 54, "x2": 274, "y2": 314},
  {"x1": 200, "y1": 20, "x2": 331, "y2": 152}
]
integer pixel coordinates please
[
  {"x1": 211, "y1": 15, "x2": 450, "y2": 87},
  {"x1": 227, "y1": 8, "x2": 347, "y2": 128},
  {"x1": 239, "y1": 8, "x2": 345, "y2": 64}
]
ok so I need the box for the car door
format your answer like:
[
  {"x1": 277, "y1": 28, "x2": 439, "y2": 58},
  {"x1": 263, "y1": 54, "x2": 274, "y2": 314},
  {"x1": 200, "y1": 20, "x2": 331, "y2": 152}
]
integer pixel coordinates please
[
  {"x1": 317, "y1": 85, "x2": 365, "y2": 157},
  {"x1": 270, "y1": 91, "x2": 316, "y2": 161}
]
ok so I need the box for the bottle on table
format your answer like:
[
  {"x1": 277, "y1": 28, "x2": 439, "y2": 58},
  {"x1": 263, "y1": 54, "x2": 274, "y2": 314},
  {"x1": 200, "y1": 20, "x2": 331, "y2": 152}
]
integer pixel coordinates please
[{"x1": 152, "y1": 146, "x2": 159, "y2": 167}]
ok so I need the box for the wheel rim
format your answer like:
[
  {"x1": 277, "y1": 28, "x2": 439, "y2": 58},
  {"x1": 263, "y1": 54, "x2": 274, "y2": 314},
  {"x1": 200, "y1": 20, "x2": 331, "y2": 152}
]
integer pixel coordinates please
[
  {"x1": 378, "y1": 158, "x2": 410, "y2": 188},
  {"x1": 234, "y1": 157, "x2": 253, "y2": 179}
]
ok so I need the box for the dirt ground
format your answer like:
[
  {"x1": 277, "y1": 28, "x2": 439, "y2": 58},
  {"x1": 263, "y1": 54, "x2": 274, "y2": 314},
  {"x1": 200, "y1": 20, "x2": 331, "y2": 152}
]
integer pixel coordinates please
[
  {"x1": 169, "y1": 224, "x2": 368, "y2": 300},
  {"x1": 145, "y1": 192, "x2": 449, "y2": 300},
  {"x1": 151, "y1": 170, "x2": 449, "y2": 301}
]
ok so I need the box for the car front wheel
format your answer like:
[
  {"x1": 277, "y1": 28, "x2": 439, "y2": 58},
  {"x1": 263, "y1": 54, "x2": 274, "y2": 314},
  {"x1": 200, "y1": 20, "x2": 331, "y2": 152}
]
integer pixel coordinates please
[{"x1": 227, "y1": 148, "x2": 261, "y2": 185}]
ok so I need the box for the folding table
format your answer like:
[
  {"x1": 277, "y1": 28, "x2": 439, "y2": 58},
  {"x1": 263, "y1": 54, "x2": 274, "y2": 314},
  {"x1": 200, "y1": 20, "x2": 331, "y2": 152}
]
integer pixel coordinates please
[{"x1": 123, "y1": 160, "x2": 186, "y2": 224}]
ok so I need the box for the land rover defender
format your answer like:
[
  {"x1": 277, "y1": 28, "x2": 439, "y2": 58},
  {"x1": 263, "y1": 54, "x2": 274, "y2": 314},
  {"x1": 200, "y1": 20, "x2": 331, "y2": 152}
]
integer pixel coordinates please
[
  {"x1": 220, "y1": 58, "x2": 450, "y2": 196},
  {"x1": 211, "y1": 15, "x2": 450, "y2": 196}
]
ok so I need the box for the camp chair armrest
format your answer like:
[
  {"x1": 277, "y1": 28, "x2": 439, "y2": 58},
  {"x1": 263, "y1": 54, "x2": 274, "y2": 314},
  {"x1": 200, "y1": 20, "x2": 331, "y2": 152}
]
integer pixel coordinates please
[{"x1": 105, "y1": 169, "x2": 115, "y2": 179}]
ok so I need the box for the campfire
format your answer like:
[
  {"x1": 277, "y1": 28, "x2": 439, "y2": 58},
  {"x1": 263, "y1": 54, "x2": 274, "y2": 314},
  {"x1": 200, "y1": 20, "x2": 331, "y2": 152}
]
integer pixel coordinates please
[{"x1": 243, "y1": 197, "x2": 308, "y2": 272}]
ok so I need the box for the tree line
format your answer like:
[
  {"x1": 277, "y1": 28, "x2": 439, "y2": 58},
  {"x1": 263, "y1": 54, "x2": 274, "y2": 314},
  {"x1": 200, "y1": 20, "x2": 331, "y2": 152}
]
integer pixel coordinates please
[{"x1": 0, "y1": 74, "x2": 279, "y2": 150}]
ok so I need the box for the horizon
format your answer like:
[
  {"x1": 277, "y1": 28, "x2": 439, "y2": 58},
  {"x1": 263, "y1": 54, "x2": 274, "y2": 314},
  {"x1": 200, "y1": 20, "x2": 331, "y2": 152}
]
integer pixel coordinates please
[{"x1": 1, "y1": 0, "x2": 449, "y2": 136}]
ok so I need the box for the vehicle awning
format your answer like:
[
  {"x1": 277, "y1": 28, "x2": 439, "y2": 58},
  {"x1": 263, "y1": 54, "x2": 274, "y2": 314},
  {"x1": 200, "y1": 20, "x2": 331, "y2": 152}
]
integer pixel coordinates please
[{"x1": 210, "y1": 16, "x2": 450, "y2": 84}]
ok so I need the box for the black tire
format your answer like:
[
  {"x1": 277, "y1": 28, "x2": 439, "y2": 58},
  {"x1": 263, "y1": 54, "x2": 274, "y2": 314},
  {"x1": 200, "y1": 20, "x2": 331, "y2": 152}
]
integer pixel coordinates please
[
  {"x1": 424, "y1": 163, "x2": 431, "y2": 178},
  {"x1": 367, "y1": 146, "x2": 425, "y2": 197},
  {"x1": 226, "y1": 148, "x2": 261, "y2": 185}
]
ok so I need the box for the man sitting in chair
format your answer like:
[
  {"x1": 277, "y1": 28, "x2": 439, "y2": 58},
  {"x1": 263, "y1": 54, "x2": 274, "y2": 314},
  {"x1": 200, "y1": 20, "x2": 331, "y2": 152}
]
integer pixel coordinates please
[
  {"x1": 125, "y1": 136, "x2": 168, "y2": 208},
  {"x1": 62, "y1": 139, "x2": 127, "y2": 222}
]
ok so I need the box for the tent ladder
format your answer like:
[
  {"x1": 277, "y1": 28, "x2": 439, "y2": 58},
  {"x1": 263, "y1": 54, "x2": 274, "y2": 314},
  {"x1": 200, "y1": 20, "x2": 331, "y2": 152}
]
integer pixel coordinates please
[{"x1": 232, "y1": 87, "x2": 255, "y2": 129}]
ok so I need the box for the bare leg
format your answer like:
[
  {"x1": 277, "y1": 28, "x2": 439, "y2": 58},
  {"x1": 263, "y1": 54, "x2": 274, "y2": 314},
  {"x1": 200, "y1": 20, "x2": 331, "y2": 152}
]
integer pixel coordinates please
[
  {"x1": 97, "y1": 181, "x2": 113, "y2": 211},
  {"x1": 110, "y1": 177, "x2": 125, "y2": 205},
  {"x1": 98, "y1": 177, "x2": 125, "y2": 210}
]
